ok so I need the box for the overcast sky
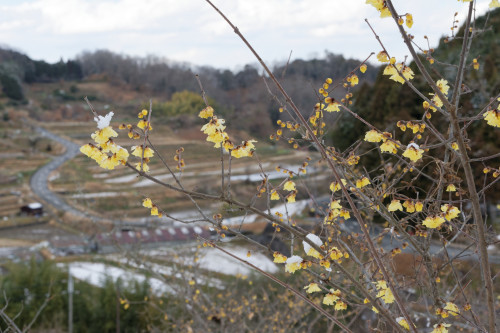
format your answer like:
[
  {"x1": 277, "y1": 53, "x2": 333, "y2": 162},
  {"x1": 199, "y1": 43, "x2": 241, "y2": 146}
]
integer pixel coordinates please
[{"x1": 0, "y1": 0, "x2": 492, "y2": 71}]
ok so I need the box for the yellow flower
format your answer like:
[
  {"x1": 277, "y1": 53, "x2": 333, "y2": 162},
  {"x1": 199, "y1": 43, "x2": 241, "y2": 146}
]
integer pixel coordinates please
[
  {"x1": 329, "y1": 247, "x2": 344, "y2": 261},
  {"x1": 483, "y1": 110, "x2": 500, "y2": 127},
  {"x1": 210, "y1": 131, "x2": 230, "y2": 148},
  {"x1": 137, "y1": 119, "x2": 152, "y2": 131},
  {"x1": 441, "y1": 204, "x2": 460, "y2": 221},
  {"x1": 356, "y1": 177, "x2": 371, "y2": 188},
  {"x1": 350, "y1": 74, "x2": 359, "y2": 86},
  {"x1": 143, "y1": 198, "x2": 153, "y2": 208},
  {"x1": 360, "y1": 64, "x2": 367, "y2": 73},
  {"x1": 99, "y1": 155, "x2": 120, "y2": 170},
  {"x1": 323, "y1": 289, "x2": 341, "y2": 305},
  {"x1": 340, "y1": 209, "x2": 350, "y2": 219},
  {"x1": 304, "y1": 283, "x2": 321, "y2": 293},
  {"x1": 423, "y1": 215, "x2": 446, "y2": 229},
  {"x1": 330, "y1": 179, "x2": 347, "y2": 192},
  {"x1": 285, "y1": 255, "x2": 303, "y2": 273},
  {"x1": 375, "y1": 280, "x2": 395, "y2": 304},
  {"x1": 132, "y1": 145, "x2": 154, "y2": 158},
  {"x1": 286, "y1": 191, "x2": 296, "y2": 203},
  {"x1": 397, "y1": 317, "x2": 410, "y2": 330},
  {"x1": 150, "y1": 206, "x2": 159, "y2": 216},
  {"x1": 273, "y1": 252, "x2": 287, "y2": 263},
  {"x1": 473, "y1": 58, "x2": 480, "y2": 70},
  {"x1": 444, "y1": 302, "x2": 460, "y2": 316},
  {"x1": 80, "y1": 144, "x2": 101, "y2": 160},
  {"x1": 376, "y1": 51, "x2": 389, "y2": 63},
  {"x1": 451, "y1": 142, "x2": 459, "y2": 151},
  {"x1": 366, "y1": 0, "x2": 391, "y2": 17},
  {"x1": 303, "y1": 233, "x2": 323, "y2": 259},
  {"x1": 402, "y1": 143, "x2": 424, "y2": 162},
  {"x1": 346, "y1": 154, "x2": 359, "y2": 165},
  {"x1": 446, "y1": 184, "x2": 456, "y2": 192},
  {"x1": 270, "y1": 190, "x2": 280, "y2": 200},
  {"x1": 364, "y1": 130, "x2": 385, "y2": 143},
  {"x1": 201, "y1": 116, "x2": 226, "y2": 136},
  {"x1": 91, "y1": 126, "x2": 118, "y2": 144},
  {"x1": 283, "y1": 180, "x2": 296, "y2": 191},
  {"x1": 135, "y1": 162, "x2": 150, "y2": 172},
  {"x1": 330, "y1": 200, "x2": 342, "y2": 210},
  {"x1": 403, "y1": 201, "x2": 415, "y2": 213},
  {"x1": 231, "y1": 140, "x2": 257, "y2": 158},
  {"x1": 198, "y1": 106, "x2": 214, "y2": 119},
  {"x1": 405, "y1": 13, "x2": 413, "y2": 28},
  {"x1": 324, "y1": 97, "x2": 340, "y2": 112},
  {"x1": 334, "y1": 301, "x2": 347, "y2": 311},
  {"x1": 436, "y1": 79, "x2": 450, "y2": 96},
  {"x1": 380, "y1": 140, "x2": 399, "y2": 154},
  {"x1": 431, "y1": 323, "x2": 451, "y2": 333},
  {"x1": 385, "y1": 63, "x2": 414, "y2": 84},
  {"x1": 388, "y1": 200, "x2": 403, "y2": 212},
  {"x1": 489, "y1": 0, "x2": 500, "y2": 8}
]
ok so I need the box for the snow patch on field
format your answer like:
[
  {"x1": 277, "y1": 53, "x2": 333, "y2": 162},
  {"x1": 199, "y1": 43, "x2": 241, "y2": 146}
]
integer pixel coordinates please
[
  {"x1": 67, "y1": 262, "x2": 173, "y2": 294},
  {"x1": 197, "y1": 247, "x2": 278, "y2": 275}
]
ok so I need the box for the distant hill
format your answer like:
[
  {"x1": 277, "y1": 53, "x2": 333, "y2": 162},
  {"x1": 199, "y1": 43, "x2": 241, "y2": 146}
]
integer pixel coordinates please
[{"x1": 0, "y1": 46, "x2": 377, "y2": 138}]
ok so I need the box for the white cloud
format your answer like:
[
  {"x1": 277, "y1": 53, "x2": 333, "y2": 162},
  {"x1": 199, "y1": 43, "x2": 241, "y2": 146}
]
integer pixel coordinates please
[{"x1": 0, "y1": 0, "x2": 493, "y2": 69}]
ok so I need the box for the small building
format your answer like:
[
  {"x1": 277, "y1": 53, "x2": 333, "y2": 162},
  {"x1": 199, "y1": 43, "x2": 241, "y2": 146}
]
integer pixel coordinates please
[{"x1": 20, "y1": 202, "x2": 44, "y2": 217}]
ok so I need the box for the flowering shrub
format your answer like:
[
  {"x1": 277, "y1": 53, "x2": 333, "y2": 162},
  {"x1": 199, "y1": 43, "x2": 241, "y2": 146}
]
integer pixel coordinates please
[{"x1": 78, "y1": 1, "x2": 500, "y2": 332}]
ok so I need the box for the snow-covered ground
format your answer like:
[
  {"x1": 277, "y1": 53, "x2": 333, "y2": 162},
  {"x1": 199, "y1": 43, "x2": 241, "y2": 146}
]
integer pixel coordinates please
[
  {"x1": 72, "y1": 192, "x2": 119, "y2": 199},
  {"x1": 197, "y1": 246, "x2": 278, "y2": 275},
  {"x1": 65, "y1": 244, "x2": 278, "y2": 294},
  {"x1": 67, "y1": 262, "x2": 174, "y2": 294}
]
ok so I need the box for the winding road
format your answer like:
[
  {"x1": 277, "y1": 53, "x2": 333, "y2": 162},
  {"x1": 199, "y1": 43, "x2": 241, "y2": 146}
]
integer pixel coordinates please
[{"x1": 30, "y1": 126, "x2": 97, "y2": 220}]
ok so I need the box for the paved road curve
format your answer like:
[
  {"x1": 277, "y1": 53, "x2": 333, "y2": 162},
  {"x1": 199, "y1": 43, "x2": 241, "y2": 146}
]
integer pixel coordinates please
[{"x1": 30, "y1": 126, "x2": 91, "y2": 219}]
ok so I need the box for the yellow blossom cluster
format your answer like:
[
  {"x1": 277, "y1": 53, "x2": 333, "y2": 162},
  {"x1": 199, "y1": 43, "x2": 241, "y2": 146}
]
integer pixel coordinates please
[
  {"x1": 232, "y1": 140, "x2": 257, "y2": 158},
  {"x1": 142, "y1": 197, "x2": 161, "y2": 216},
  {"x1": 200, "y1": 108, "x2": 257, "y2": 158},
  {"x1": 422, "y1": 215, "x2": 446, "y2": 229},
  {"x1": 356, "y1": 177, "x2": 371, "y2": 189},
  {"x1": 375, "y1": 280, "x2": 395, "y2": 304},
  {"x1": 383, "y1": 62, "x2": 415, "y2": 84},
  {"x1": 284, "y1": 255, "x2": 303, "y2": 273},
  {"x1": 483, "y1": 109, "x2": 500, "y2": 127},
  {"x1": 325, "y1": 200, "x2": 350, "y2": 223},
  {"x1": 330, "y1": 179, "x2": 347, "y2": 192},
  {"x1": 323, "y1": 289, "x2": 347, "y2": 310},
  {"x1": 436, "y1": 302, "x2": 460, "y2": 318},
  {"x1": 304, "y1": 283, "x2": 322, "y2": 293},
  {"x1": 273, "y1": 252, "x2": 287, "y2": 263},
  {"x1": 402, "y1": 200, "x2": 423, "y2": 213},
  {"x1": 324, "y1": 97, "x2": 341, "y2": 112},
  {"x1": 131, "y1": 144, "x2": 154, "y2": 172},
  {"x1": 80, "y1": 112, "x2": 129, "y2": 170},
  {"x1": 366, "y1": 0, "x2": 391, "y2": 17},
  {"x1": 440, "y1": 204, "x2": 460, "y2": 221},
  {"x1": 431, "y1": 323, "x2": 451, "y2": 333},
  {"x1": 388, "y1": 199, "x2": 403, "y2": 212},
  {"x1": 302, "y1": 233, "x2": 323, "y2": 259},
  {"x1": 396, "y1": 317, "x2": 410, "y2": 330},
  {"x1": 402, "y1": 143, "x2": 424, "y2": 162},
  {"x1": 364, "y1": 130, "x2": 401, "y2": 154}
]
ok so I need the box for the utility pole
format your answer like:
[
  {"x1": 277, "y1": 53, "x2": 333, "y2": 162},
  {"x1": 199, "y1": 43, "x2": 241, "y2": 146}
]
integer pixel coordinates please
[
  {"x1": 116, "y1": 286, "x2": 120, "y2": 333},
  {"x1": 68, "y1": 266, "x2": 74, "y2": 333}
]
